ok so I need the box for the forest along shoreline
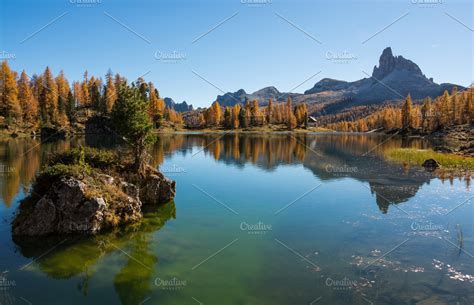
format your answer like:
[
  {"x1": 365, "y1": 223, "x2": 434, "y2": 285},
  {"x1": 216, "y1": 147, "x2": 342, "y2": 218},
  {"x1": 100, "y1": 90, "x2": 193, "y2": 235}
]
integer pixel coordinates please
[
  {"x1": 11, "y1": 84, "x2": 176, "y2": 236},
  {"x1": 0, "y1": 59, "x2": 472, "y2": 235}
]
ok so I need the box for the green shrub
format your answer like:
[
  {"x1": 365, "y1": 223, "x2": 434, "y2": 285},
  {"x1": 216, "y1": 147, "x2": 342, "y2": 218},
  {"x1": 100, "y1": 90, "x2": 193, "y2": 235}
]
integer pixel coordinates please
[{"x1": 49, "y1": 147, "x2": 118, "y2": 169}]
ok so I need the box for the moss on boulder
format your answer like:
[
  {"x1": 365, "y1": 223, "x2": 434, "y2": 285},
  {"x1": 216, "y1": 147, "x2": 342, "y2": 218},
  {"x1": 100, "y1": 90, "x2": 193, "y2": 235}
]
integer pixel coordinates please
[{"x1": 12, "y1": 148, "x2": 175, "y2": 236}]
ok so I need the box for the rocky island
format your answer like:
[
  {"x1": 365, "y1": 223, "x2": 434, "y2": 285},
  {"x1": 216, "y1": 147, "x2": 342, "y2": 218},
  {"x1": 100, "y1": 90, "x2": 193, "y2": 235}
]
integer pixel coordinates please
[
  {"x1": 12, "y1": 82, "x2": 177, "y2": 236},
  {"x1": 12, "y1": 147, "x2": 175, "y2": 236}
]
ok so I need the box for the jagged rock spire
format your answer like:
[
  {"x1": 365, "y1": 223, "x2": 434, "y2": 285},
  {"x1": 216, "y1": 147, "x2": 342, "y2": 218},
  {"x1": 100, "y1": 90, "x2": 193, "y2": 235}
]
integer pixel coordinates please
[{"x1": 372, "y1": 47, "x2": 423, "y2": 79}]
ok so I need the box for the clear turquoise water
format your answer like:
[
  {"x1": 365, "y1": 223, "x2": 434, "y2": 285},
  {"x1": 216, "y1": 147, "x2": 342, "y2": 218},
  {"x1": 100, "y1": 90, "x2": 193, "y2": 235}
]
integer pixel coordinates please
[{"x1": 0, "y1": 134, "x2": 472, "y2": 305}]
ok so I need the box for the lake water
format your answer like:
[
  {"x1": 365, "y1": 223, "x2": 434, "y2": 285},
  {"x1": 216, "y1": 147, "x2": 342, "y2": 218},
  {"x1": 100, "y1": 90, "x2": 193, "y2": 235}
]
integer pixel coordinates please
[{"x1": 0, "y1": 133, "x2": 472, "y2": 305}]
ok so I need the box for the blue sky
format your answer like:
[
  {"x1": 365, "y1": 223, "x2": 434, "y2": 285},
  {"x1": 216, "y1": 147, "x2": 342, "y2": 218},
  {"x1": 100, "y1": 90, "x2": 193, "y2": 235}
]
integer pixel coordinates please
[{"x1": 1, "y1": 0, "x2": 472, "y2": 107}]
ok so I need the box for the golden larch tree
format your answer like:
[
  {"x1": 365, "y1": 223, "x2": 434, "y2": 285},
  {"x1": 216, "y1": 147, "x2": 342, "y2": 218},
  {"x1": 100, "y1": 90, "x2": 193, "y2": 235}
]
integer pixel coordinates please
[
  {"x1": 401, "y1": 94, "x2": 413, "y2": 129},
  {"x1": 40, "y1": 67, "x2": 59, "y2": 125},
  {"x1": 55, "y1": 70, "x2": 70, "y2": 125},
  {"x1": 267, "y1": 98, "x2": 273, "y2": 124},
  {"x1": 148, "y1": 83, "x2": 165, "y2": 126},
  {"x1": 18, "y1": 70, "x2": 38, "y2": 125},
  {"x1": 212, "y1": 101, "x2": 222, "y2": 126},
  {"x1": 232, "y1": 104, "x2": 241, "y2": 129},
  {"x1": 0, "y1": 61, "x2": 21, "y2": 123}
]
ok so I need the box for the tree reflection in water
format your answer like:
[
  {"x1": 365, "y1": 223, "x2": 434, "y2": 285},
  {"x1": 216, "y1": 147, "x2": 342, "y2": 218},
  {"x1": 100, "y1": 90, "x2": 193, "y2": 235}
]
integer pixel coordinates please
[
  {"x1": 13, "y1": 203, "x2": 176, "y2": 305},
  {"x1": 0, "y1": 134, "x2": 470, "y2": 213}
]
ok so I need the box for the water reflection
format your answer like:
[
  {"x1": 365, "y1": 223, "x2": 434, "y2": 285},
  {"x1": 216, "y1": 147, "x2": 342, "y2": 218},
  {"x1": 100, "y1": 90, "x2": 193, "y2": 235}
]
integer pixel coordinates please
[
  {"x1": 147, "y1": 133, "x2": 448, "y2": 213},
  {"x1": 0, "y1": 138, "x2": 73, "y2": 207},
  {"x1": 1, "y1": 134, "x2": 472, "y2": 305},
  {"x1": 13, "y1": 203, "x2": 175, "y2": 305},
  {"x1": 0, "y1": 133, "x2": 469, "y2": 213}
]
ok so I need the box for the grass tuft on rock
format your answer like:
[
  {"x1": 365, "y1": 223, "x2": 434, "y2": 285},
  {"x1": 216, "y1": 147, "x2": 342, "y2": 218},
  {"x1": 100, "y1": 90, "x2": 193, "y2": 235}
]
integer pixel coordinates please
[
  {"x1": 48, "y1": 147, "x2": 119, "y2": 169},
  {"x1": 34, "y1": 164, "x2": 90, "y2": 194}
]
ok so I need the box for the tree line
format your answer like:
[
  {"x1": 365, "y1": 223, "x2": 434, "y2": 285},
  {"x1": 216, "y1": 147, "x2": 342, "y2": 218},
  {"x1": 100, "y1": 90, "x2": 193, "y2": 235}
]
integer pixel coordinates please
[
  {"x1": 185, "y1": 98, "x2": 309, "y2": 130},
  {"x1": 0, "y1": 60, "x2": 183, "y2": 130},
  {"x1": 326, "y1": 88, "x2": 473, "y2": 133}
]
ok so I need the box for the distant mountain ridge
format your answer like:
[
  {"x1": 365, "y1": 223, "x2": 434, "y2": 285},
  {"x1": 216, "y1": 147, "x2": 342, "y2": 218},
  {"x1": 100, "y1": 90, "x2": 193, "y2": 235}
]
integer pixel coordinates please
[
  {"x1": 215, "y1": 86, "x2": 298, "y2": 107},
  {"x1": 164, "y1": 97, "x2": 193, "y2": 112},
  {"x1": 214, "y1": 47, "x2": 462, "y2": 114}
]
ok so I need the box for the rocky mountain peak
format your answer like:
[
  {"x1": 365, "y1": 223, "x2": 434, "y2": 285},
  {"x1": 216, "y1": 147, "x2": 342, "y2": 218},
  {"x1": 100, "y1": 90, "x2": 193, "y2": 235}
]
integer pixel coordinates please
[
  {"x1": 304, "y1": 78, "x2": 350, "y2": 94},
  {"x1": 252, "y1": 86, "x2": 280, "y2": 96},
  {"x1": 164, "y1": 97, "x2": 193, "y2": 112},
  {"x1": 372, "y1": 47, "x2": 423, "y2": 80},
  {"x1": 213, "y1": 47, "x2": 461, "y2": 109}
]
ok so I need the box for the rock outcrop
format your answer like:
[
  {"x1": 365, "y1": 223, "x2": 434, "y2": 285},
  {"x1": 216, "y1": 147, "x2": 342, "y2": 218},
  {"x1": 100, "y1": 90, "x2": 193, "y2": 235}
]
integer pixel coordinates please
[
  {"x1": 12, "y1": 177, "x2": 142, "y2": 236},
  {"x1": 140, "y1": 166, "x2": 176, "y2": 205},
  {"x1": 12, "y1": 149, "x2": 176, "y2": 236},
  {"x1": 372, "y1": 47, "x2": 423, "y2": 80}
]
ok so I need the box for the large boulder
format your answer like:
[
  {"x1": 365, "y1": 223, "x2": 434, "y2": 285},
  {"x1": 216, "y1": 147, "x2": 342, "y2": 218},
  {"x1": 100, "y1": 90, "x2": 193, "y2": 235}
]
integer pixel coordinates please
[
  {"x1": 139, "y1": 166, "x2": 176, "y2": 205},
  {"x1": 422, "y1": 159, "x2": 440, "y2": 171},
  {"x1": 12, "y1": 176, "x2": 143, "y2": 236}
]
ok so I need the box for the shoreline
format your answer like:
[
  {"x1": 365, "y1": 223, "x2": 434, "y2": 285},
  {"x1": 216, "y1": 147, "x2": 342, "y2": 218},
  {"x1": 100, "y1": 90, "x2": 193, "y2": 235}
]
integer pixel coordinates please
[
  {"x1": 0, "y1": 126, "x2": 336, "y2": 138},
  {"x1": 0, "y1": 127, "x2": 467, "y2": 141},
  {"x1": 0, "y1": 126, "x2": 469, "y2": 139},
  {"x1": 153, "y1": 125, "x2": 334, "y2": 134}
]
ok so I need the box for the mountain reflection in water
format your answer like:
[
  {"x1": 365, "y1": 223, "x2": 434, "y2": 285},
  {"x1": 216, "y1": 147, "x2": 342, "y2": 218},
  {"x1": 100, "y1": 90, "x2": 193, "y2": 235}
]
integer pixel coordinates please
[
  {"x1": 0, "y1": 133, "x2": 469, "y2": 212},
  {"x1": 0, "y1": 133, "x2": 472, "y2": 305}
]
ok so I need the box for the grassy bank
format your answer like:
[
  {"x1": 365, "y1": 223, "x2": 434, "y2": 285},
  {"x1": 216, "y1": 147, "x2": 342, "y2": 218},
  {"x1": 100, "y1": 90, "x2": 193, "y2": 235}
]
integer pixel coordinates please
[
  {"x1": 0, "y1": 130, "x2": 33, "y2": 138},
  {"x1": 385, "y1": 148, "x2": 474, "y2": 170}
]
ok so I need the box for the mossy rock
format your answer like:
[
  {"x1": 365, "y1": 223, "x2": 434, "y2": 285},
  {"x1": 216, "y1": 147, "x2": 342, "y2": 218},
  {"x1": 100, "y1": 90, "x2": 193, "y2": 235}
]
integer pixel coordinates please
[{"x1": 34, "y1": 164, "x2": 89, "y2": 196}]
